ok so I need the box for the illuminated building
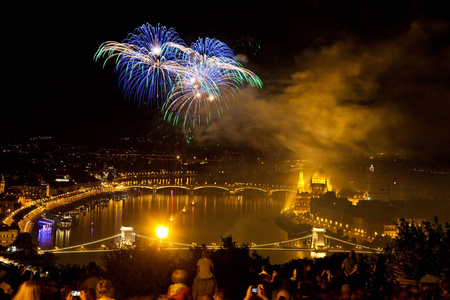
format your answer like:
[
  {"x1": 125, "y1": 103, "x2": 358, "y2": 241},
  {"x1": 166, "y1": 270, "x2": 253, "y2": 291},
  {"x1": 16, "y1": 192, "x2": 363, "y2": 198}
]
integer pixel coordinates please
[
  {"x1": 55, "y1": 175, "x2": 70, "y2": 183},
  {"x1": 294, "y1": 167, "x2": 332, "y2": 213},
  {"x1": 383, "y1": 218, "x2": 427, "y2": 238},
  {"x1": 8, "y1": 186, "x2": 47, "y2": 203},
  {"x1": 295, "y1": 192, "x2": 311, "y2": 214},
  {"x1": 0, "y1": 227, "x2": 18, "y2": 247},
  {"x1": 310, "y1": 167, "x2": 332, "y2": 198},
  {"x1": 336, "y1": 187, "x2": 369, "y2": 205},
  {"x1": 0, "y1": 194, "x2": 15, "y2": 215},
  {"x1": 294, "y1": 169, "x2": 311, "y2": 214},
  {"x1": 0, "y1": 175, "x2": 4, "y2": 194},
  {"x1": 383, "y1": 224, "x2": 398, "y2": 238}
]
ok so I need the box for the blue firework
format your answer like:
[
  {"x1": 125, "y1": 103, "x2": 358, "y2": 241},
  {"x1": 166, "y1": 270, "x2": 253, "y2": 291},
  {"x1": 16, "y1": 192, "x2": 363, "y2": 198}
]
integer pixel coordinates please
[
  {"x1": 94, "y1": 23, "x2": 186, "y2": 107},
  {"x1": 162, "y1": 39, "x2": 262, "y2": 129},
  {"x1": 95, "y1": 23, "x2": 263, "y2": 131},
  {"x1": 190, "y1": 37, "x2": 236, "y2": 60}
]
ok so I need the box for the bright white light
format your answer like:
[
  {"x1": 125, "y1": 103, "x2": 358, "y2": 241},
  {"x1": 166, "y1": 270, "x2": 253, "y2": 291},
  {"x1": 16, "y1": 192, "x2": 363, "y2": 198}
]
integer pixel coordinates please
[
  {"x1": 156, "y1": 226, "x2": 168, "y2": 239},
  {"x1": 151, "y1": 46, "x2": 162, "y2": 56}
]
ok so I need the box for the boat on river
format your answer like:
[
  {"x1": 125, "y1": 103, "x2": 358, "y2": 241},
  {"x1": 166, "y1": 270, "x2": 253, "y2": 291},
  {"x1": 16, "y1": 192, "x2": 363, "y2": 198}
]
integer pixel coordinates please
[
  {"x1": 37, "y1": 213, "x2": 60, "y2": 226},
  {"x1": 58, "y1": 216, "x2": 72, "y2": 229},
  {"x1": 37, "y1": 212, "x2": 73, "y2": 229}
]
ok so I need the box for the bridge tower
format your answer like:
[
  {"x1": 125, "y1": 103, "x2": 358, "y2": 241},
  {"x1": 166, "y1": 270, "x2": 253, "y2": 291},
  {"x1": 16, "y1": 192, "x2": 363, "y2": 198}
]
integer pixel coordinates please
[
  {"x1": 120, "y1": 226, "x2": 135, "y2": 246},
  {"x1": 311, "y1": 227, "x2": 327, "y2": 250}
]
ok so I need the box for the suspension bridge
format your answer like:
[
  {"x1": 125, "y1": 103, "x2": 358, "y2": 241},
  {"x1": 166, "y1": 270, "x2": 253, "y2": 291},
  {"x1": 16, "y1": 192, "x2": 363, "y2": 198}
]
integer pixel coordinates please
[{"x1": 38, "y1": 227, "x2": 383, "y2": 255}]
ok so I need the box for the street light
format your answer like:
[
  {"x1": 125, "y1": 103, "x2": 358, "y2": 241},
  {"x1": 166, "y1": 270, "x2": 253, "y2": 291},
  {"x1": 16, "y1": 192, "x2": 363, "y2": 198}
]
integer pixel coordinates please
[
  {"x1": 156, "y1": 226, "x2": 168, "y2": 249},
  {"x1": 156, "y1": 226, "x2": 168, "y2": 239}
]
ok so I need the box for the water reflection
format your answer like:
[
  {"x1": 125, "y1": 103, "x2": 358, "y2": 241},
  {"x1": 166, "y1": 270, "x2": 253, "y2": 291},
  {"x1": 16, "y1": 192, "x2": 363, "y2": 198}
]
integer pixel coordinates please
[
  {"x1": 38, "y1": 226, "x2": 52, "y2": 249},
  {"x1": 35, "y1": 191, "x2": 290, "y2": 250},
  {"x1": 38, "y1": 226, "x2": 72, "y2": 249},
  {"x1": 55, "y1": 228, "x2": 71, "y2": 248},
  {"x1": 34, "y1": 190, "x2": 323, "y2": 263}
]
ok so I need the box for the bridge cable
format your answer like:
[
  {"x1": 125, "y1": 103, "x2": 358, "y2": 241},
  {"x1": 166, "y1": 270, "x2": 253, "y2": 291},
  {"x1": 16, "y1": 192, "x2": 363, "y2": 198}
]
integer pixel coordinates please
[{"x1": 44, "y1": 234, "x2": 121, "y2": 252}]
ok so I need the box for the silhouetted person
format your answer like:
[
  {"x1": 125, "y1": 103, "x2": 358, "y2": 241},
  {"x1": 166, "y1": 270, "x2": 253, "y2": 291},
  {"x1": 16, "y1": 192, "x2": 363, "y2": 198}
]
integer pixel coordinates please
[
  {"x1": 192, "y1": 250, "x2": 215, "y2": 300},
  {"x1": 81, "y1": 262, "x2": 101, "y2": 298},
  {"x1": 96, "y1": 279, "x2": 115, "y2": 300},
  {"x1": 354, "y1": 254, "x2": 368, "y2": 288},
  {"x1": 12, "y1": 281, "x2": 40, "y2": 300},
  {"x1": 342, "y1": 251, "x2": 357, "y2": 286},
  {"x1": 167, "y1": 269, "x2": 191, "y2": 300},
  {"x1": 342, "y1": 251, "x2": 357, "y2": 277}
]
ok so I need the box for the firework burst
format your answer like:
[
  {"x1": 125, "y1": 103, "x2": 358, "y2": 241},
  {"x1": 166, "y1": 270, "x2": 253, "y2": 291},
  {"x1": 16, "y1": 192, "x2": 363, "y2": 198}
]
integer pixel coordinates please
[
  {"x1": 95, "y1": 23, "x2": 262, "y2": 130},
  {"x1": 94, "y1": 23, "x2": 186, "y2": 107}
]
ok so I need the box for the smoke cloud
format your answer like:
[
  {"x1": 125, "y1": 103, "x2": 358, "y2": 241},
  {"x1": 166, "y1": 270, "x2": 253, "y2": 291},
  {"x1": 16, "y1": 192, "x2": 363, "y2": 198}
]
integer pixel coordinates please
[{"x1": 194, "y1": 20, "x2": 450, "y2": 160}]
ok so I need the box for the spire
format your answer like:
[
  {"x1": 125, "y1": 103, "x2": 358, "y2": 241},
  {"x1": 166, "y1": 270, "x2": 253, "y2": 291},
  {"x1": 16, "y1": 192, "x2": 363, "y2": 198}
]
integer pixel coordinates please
[
  {"x1": 0, "y1": 174, "x2": 5, "y2": 194},
  {"x1": 298, "y1": 168, "x2": 305, "y2": 193}
]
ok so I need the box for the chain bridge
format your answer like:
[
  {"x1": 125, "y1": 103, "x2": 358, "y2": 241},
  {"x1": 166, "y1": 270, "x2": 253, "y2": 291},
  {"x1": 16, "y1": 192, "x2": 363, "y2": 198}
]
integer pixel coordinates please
[{"x1": 39, "y1": 227, "x2": 383, "y2": 255}]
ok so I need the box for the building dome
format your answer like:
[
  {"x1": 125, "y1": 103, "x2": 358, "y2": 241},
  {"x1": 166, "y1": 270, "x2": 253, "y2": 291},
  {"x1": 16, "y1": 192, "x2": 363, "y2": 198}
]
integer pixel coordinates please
[
  {"x1": 310, "y1": 167, "x2": 332, "y2": 197},
  {"x1": 312, "y1": 168, "x2": 327, "y2": 184}
]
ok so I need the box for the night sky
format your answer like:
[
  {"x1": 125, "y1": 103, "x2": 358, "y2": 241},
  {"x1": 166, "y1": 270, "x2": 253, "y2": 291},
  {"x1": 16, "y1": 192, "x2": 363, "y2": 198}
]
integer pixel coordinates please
[{"x1": 2, "y1": 1, "x2": 449, "y2": 161}]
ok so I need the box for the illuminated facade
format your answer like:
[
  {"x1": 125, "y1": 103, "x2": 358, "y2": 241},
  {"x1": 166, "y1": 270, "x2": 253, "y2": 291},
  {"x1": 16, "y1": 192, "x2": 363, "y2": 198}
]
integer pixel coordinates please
[
  {"x1": 0, "y1": 228, "x2": 18, "y2": 247},
  {"x1": 0, "y1": 197, "x2": 15, "y2": 215},
  {"x1": 295, "y1": 192, "x2": 311, "y2": 214},
  {"x1": 383, "y1": 218, "x2": 427, "y2": 238},
  {"x1": 347, "y1": 191, "x2": 369, "y2": 206},
  {"x1": 383, "y1": 224, "x2": 398, "y2": 238},
  {"x1": 310, "y1": 168, "x2": 332, "y2": 198},
  {"x1": 294, "y1": 169, "x2": 311, "y2": 213},
  {"x1": 0, "y1": 175, "x2": 4, "y2": 194},
  {"x1": 294, "y1": 167, "x2": 334, "y2": 213},
  {"x1": 8, "y1": 186, "x2": 46, "y2": 203}
]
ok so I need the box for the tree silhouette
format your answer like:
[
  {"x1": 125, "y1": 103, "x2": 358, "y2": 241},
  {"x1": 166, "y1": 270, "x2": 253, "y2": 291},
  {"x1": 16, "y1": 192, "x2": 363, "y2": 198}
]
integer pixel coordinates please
[
  {"x1": 384, "y1": 218, "x2": 450, "y2": 281},
  {"x1": 11, "y1": 232, "x2": 37, "y2": 255}
]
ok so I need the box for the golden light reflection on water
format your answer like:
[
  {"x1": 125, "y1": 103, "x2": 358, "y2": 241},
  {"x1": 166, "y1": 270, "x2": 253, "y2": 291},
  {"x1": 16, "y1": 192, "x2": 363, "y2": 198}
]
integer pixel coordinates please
[{"x1": 36, "y1": 190, "x2": 305, "y2": 263}]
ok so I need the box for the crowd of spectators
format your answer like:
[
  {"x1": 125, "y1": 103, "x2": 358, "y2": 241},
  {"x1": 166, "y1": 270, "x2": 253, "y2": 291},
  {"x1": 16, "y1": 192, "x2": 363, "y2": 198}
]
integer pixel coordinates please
[
  {"x1": 242, "y1": 251, "x2": 448, "y2": 300},
  {"x1": 0, "y1": 251, "x2": 448, "y2": 300},
  {"x1": 0, "y1": 261, "x2": 113, "y2": 300}
]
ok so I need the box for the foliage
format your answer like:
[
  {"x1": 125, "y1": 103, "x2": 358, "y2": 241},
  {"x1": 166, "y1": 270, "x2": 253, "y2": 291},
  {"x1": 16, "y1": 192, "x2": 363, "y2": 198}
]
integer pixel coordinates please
[
  {"x1": 384, "y1": 217, "x2": 450, "y2": 281},
  {"x1": 99, "y1": 236, "x2": 269, "y2": 300},
  {"x1": 11, "y1": 232, "x2": 37, "y2": 255},
  {"x1": 370, "y1": 235, "x2": 392, "y2": 248}
]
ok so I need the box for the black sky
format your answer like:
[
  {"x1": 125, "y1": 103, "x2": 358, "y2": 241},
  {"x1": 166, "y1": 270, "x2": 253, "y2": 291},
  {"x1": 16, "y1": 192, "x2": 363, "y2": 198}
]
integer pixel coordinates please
[{"x1": 2, "y1": 0, "x2": 449, "y2": 160}]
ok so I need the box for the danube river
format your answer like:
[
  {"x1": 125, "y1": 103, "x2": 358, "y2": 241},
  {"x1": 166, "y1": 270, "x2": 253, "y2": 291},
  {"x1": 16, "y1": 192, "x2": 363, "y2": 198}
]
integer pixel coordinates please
[{"x1": 33, "y1": 189, "x2": 308, "y2": 264}]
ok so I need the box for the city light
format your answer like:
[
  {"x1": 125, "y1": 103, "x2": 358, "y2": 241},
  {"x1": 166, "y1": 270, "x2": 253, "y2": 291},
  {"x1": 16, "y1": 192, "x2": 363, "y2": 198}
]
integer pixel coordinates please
[{"x1": 156, "y1": 226, "x2": 169, "y2": 239}]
